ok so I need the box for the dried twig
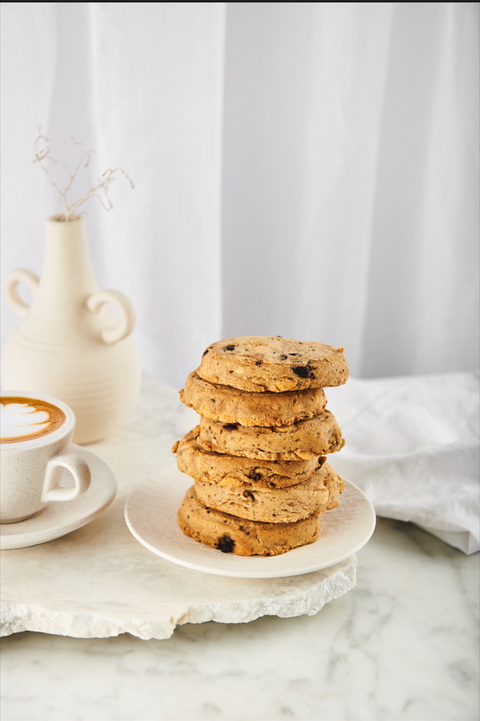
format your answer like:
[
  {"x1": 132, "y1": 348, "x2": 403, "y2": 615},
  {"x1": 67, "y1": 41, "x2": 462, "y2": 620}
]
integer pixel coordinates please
[{"x1": 33, "y1": 131, "x2": 133, "y2": 221}]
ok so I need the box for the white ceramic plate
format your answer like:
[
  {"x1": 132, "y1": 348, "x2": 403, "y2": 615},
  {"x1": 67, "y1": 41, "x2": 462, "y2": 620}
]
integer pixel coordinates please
[
  {"x1": 0, "y1": 445, "x2": 117, "y2": 550},
  {"x1": 125, "y1": 466, "x2": 376, "y2": 578}
]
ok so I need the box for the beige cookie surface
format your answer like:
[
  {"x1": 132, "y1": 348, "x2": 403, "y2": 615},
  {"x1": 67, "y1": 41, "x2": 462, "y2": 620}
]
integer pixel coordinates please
[
  {"x1": 198, "y1": 336, "x2": 349, "y2": 392},
  {"x1": 173, "y1": 429, "x2": 321, "y2": 489},
  {"x1": 178, "y1": 486, "x2": 321, "y2": 556},
  {"x1": 197, "y1": 410, "x2": 345, "y2": 461},
  {"x1": 194, "y1": 462, "x2": 344, "y2": 523},
  {"x1": 180, "y1": 370, "x2": 327, "y2": 426},
  {"x1": 323, "y1": 463, "x2": 345, "y2": 510}
]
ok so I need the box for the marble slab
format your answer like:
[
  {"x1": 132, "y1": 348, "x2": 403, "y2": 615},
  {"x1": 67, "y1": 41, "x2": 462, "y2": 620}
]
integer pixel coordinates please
[
  {"x1": 2, "y1": 519, "x2": 478, "y2": 721},
  {"x1": 0, "y1": 377, "x2": 357, "y2": 640}
]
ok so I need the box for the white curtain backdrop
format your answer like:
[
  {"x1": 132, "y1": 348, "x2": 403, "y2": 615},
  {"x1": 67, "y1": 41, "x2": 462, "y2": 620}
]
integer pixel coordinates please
[{"x1": 1, "y1": 2, "x2": 478, "y2": 390}]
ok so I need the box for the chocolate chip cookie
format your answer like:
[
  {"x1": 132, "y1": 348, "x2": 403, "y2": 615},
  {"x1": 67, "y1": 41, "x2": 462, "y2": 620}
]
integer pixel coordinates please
[
  {"x1": 193, "y1": 462, "x2": 344, "y2": 523},
  {"x1": 180, "y1": 370, "x2": 327, "y2": 426},
  {"x1": 173, "y1": 429, "x2": 322, "y2": 489},
  {"x1": 178, "y1": 486, "x2": 321, "y2": 556},
  {"x1": 198, "y1": 336, "x2": 349, "y2": 392},
  {"x1": 196, "y1": 410, "x2": 345, "y2": 461}
]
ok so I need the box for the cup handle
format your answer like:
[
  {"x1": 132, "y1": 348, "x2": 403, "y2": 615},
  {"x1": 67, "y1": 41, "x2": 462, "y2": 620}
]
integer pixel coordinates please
[
  {"x1": 42, "y1": 453, "x2": 91, "y2": 502},
  {"x1": 87, "y1": 289, "x2": 136, "y2": 344},
  {"x1": 4, "y1": 268, "x2": 40, "y2": 317}
]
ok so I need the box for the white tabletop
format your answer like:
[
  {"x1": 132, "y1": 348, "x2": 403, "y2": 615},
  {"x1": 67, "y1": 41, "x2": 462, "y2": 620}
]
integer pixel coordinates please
[{"x1": 1, "y1": 378, "x2": 479, "y2": 720}]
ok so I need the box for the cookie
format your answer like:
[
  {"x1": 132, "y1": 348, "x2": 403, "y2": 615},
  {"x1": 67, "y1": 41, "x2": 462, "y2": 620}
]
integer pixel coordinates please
[
  {"x1": 173, "y1": 429, "x2": 322, "y2": 489},
  {"x1": 178, "y1": 486, "x2": 321, "y2": 556},
  {"x1": 196, "y1": 410, "x2": 345, "y2": 461},
  {"x1": 198, "y1": 336, "x2": 348, "y2": 392},
  {"x1": 194, "y1": 462, "x2": 343, "y2": 523},
  {"x1": 180, "y1": 370, "x2": 327, "y2": 426}
]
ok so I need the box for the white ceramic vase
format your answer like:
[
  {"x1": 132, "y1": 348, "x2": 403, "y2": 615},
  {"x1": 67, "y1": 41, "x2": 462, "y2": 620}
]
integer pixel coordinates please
[{"x1": 1, "y1": 215, "x2": 141, "y2": 444}]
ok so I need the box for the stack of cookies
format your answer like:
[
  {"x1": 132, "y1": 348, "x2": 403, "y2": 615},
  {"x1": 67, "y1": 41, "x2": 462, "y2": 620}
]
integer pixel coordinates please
[{"x1": 173, "y1": 336, "x2": 348, "y2": 557}]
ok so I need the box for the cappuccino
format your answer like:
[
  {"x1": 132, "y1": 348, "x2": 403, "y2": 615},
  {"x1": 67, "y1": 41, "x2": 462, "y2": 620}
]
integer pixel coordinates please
[
  {"x1": 1, "y1": 396, "x2": 66, "y2": 444},
  {"x1": 1, "y1": 391, "x2": 91, "y2": 523}
]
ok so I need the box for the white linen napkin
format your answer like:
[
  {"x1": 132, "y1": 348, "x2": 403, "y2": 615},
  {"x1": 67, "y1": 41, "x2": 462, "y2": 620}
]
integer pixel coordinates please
[{"x1": 326, "y1": 371, "x2": 479, "y2": 554}]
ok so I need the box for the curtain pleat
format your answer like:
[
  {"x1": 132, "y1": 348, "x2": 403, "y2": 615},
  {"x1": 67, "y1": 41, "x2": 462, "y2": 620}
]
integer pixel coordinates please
[{"x1": 222, "y1": 2, "x2": 479, "y2": 378}]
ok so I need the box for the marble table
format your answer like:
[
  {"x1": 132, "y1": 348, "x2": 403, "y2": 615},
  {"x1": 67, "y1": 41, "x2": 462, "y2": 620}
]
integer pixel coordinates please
[{"x1": 1, "y1": 378, "x2": 479, "y2": 720}]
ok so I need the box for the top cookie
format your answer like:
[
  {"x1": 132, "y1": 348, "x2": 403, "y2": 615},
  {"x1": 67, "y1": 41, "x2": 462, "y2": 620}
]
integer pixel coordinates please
[{"x1": 198, "y1": 336, "x2": 348, "y2": 392}]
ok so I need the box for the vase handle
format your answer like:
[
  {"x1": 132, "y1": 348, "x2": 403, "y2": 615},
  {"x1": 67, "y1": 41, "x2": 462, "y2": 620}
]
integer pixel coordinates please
[
  {"x1": 87, "y1": 289, "x2": 136, "y2": 344},
  {"x1": 4, "y1": 268, "x2": 40, "y2": 317}
]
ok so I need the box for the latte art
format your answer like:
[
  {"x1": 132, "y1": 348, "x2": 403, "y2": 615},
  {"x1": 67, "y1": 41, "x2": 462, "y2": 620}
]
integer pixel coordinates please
[{"x1": 0, "y1": 397, "x2": 66, "y2": 443}]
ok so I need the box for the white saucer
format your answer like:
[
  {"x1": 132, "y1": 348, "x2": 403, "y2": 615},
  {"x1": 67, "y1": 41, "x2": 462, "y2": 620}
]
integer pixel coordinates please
[
  {"x1": 125, "y1": 465, "x2": 376, "y2": 578},
  {"x1": 0, "y1": 445, "x2": 117, "y2": 550}
]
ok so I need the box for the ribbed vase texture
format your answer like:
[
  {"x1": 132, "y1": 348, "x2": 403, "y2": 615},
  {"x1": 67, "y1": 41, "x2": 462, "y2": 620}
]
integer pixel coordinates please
[{"x1": 1, "y1": 215, "x2": 141, "y2": 444}]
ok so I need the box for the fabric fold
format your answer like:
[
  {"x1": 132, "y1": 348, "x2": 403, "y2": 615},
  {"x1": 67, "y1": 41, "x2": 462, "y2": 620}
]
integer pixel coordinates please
[{"x1": 327, "y1": 372, "x2": 479, "y2": 554}]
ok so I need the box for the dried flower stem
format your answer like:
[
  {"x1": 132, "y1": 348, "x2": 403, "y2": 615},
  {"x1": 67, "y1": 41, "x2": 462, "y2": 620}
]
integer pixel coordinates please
[{"x1": 33, "y1": 132, "x2": 133, "y2": 221}]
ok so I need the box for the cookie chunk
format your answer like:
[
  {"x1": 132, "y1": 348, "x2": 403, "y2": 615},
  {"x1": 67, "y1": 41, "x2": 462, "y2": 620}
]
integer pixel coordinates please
[
  {"x1": 196, "y1": 410, "x2": 345, "y2": 461},
  {"x1": 194, "y1": 462, "x2": 343, "y2": 523},
  {"x1": 323, "y1": 463, "x2": 345, "y2": 510},
  {"x1": 180, "y1": 370, "x2": 327, "y2": 426},
  {"x1": 173, "y1": 429, "x2": 322, "y2": 489},
  {"x1": 178, "y1": 486, "x2": 321, "y2": 556},
  {"x1": 198, "y1": 336, "x2": 348, "y2": 392}
]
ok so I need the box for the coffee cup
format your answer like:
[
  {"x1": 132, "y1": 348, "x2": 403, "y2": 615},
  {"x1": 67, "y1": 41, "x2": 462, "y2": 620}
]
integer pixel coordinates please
[{"x1": 0, "y1": 391, "x2": 91, "y2": 523}]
